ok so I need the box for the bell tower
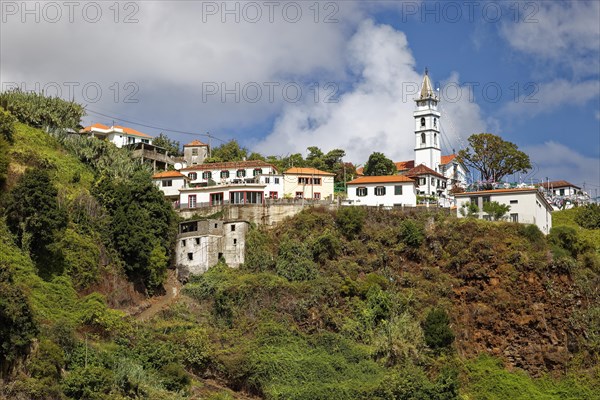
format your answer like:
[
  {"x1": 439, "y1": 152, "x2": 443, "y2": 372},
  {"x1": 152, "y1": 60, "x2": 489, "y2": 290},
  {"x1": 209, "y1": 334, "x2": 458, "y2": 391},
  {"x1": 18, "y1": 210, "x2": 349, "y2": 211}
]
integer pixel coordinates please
[{"x1": 414, "y1": 68, "x2": 441, "y2": 171}]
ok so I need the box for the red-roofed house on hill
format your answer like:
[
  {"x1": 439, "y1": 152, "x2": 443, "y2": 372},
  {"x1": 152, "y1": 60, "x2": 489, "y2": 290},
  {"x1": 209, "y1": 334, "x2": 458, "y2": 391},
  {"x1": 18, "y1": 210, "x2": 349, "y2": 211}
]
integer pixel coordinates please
[
  {"x1": 346, "y1": 175, "x2": 417, "y2": 207},
  {"x1": 81, "y1": 124, "x2": 153, "y2": 148},
  {"x1": 283, "y1": 167, "x2": 335, "y2": 200},
  {"x1": 539, "y1": 181, "x2": 582, "y2": 197},
  {"x1": 183, "y1": 140, "x2": 210, "y2": 167},
  {"x1": 152, "y1": 170, "x2": 191, "y2": 202}
]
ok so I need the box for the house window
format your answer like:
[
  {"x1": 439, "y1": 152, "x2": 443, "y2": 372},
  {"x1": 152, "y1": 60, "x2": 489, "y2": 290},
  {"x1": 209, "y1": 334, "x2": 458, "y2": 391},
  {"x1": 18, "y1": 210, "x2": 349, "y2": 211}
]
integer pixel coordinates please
[
  {"x1": 265, "y1": 177, "x2": 270, "y2": 184},
  {"x1": 202, "y1": 171, "x2": 212, "y2": 180},
  {"x1": 375, "y1": 186, "x2": 386, "y2": 196},
  {"x1": 421, "y1": 132, "x2": 426, "y2": 144},
  {"x1": 253, "y1": 168, "x2": 262, "y2": 176},
  {"x1": 162, "y1": 180, "x2": 173, "y2": 187},
  {"x1": 434, "y1": 133, "x2": 437, "y2": 146},
  {"x1": 510, "y1": 200, "x2": 518, "y2": 204},
  {"x1": 191, "y1": 148, "x2": 198, "y2": 155},
  {"x1": 181, "y1": 240, "x2": 186, "y2": 247},
  {"x1": 275, "y1": 178, "x2": 280, "y2": 184},
  {"x1": 187, "y1": 253, "x2": 193, "y2": 261},
  {"x1": 482, "y1": 196, "x2": 491, "y2": 204},
  {"x1": 195, "y1": 238, "x2": 200, "y2": 245},
  {"x1": 220, "y1": 170, "x2": 230, "y2": 179},
  {"x1": 233, "y1": 239, "x2": 237, "y2": 245},
  {"x1": 295, "y1": 192, "x2": 304, "y2": 199},
  {"x1": 237, "y1": 169, "x2": 246, "y2": 178},
  {"x1": 420, "y1": 117, "x2": 425, "y2": 127},
  {"x1": 434, "y1": 117, "x2": 437, "y2": 127},
  {"x1": 214, "y1": 223, "x2": 218, "y2": 228},
  {"x1": 420, "y1": 177, "x2": 427, "y2": 185},
  {"x1": 356, "y1": 187, "x2": 367, "y2": 197},
  {"x1": 142, "y1": 139, "x2": 150, "y2": 144},
  {"x1": 210, "y1": 192, "x2": 224, "y2": 205},
  {"x1": 188, "y1": 195, "x2": 197, "y2": 208},
  {"x1": 188, "y1": 172, "x2": 197, "y2": 180},
  {"x1": 313, "y1": 178, "x2": 321, "y2": 185},
  {"x1": 559, "y1": 189, "x2": 565, "y2": 196},
  {"x1": 314, "y1": 193, "x2": 321, "y2": 200},
  {"x1": 231, "y1": 224, "x2": 236, "y2": 232},
  {"x1": 510, "y1": 213, "x2": 519, "y2": 222},
  {"x1": 394, "y1": 185, "x2": 403, "y2": 195},
  {"x1": 269, "y1": 191, "x2": 278, "y2": 199}
]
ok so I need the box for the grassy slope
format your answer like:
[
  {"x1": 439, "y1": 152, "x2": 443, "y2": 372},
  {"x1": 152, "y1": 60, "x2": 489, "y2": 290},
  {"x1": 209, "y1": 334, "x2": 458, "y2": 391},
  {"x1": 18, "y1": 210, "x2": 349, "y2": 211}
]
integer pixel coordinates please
[{"x1": 553, "y1": 208, "x2": 600, "y2": 251}]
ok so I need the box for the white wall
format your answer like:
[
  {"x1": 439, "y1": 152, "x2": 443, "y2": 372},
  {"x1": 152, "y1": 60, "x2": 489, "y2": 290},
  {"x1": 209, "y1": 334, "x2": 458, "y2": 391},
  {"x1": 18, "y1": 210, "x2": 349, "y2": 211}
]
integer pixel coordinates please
[
  {"x1": 154, "y1": 177, "x2": 187, "y2": 198},
  {"x1": 258, "y1": 174, "x2": 284, "y2": 199},
  {"x1": 456, "y1": 191, "x2": 552, "y2": 234},
  {"x1": 283, "y1": 174, "x2": 335, "y2": 200},
  {"x1": 184, "y1": 165, "x2": 278, "y2": 186},
  {"x1": 347, "y1": 182, "x2": 416, "y2": 207}
]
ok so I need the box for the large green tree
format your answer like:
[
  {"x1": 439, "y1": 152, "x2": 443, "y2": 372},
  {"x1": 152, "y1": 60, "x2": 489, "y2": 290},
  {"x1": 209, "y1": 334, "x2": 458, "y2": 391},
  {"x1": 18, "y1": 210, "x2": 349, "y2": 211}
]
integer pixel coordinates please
[
  {"x1": 153, "y1": 133, "x2": 182, "y2": 156},
  {"x1": 205, "y1": 140, "x2": 248, "y2": 163},
  {"x1": 457, "y1": 133, "x2": 531, "y2": 182},
  {"x1": 5, "y1": 169, "x2": 67, "y2": 275},
  {"x1": 363, "y1": 152, "x2": 397, "y2": 176}
]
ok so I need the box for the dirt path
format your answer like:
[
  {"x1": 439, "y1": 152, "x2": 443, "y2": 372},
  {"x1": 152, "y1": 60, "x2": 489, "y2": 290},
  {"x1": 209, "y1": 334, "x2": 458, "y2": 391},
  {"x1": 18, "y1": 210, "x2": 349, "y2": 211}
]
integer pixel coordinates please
[{"x1": 135, "y1": 269, "x2": 181, "y2": 321}]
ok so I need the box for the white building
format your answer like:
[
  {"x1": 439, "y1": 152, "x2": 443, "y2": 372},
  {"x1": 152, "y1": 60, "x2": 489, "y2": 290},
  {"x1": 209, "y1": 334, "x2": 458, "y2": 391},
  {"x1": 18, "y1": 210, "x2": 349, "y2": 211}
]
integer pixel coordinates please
[
  {"x1": 176, "y1": 219, "x2": 249, "y2": 279},
  {"x1": 346, "y1": 175, "x2": 417, "y2": 207},
  {"x1": 283, "y1": 167, "x2": 335, "y2": 200},
  {"x1": 152, "y1": 170, "x2": 190, "y2": 201},
  {"x1": 182, "y1": 140, "x2": 210, "y2": 167},
  {"x1": 179, "y1": 183, "x2": 267, "y2": 209},
  {"x1": 539, "y1": 180, "x2": 581, "y2": 197},
  {"x1": 404, "y1": 164, "x2": 447, "y2": 197},
  {"x1": 81, "y1": 123, "x2": 153, "y2": 148},
  {"x1": 455, "y1": 188, "x2": 553, "y2": 234}
]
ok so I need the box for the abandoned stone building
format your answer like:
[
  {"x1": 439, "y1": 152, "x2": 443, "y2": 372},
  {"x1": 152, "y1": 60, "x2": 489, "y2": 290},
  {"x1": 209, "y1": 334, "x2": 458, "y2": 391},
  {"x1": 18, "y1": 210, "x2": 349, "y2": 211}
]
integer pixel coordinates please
[{"x1": 175, "y1": 219, "x2": 249, "y2": 280}]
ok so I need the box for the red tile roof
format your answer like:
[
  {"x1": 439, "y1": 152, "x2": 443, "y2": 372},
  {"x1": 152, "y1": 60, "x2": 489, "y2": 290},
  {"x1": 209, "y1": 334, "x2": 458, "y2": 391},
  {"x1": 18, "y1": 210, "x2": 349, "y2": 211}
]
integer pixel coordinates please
[
  {"x1": 347, "y1": 175, "x2": 415, "y2": 185},
  {"x1": 405, "y1": 164, "x2": 446, "y2": 179},
  {"x1": 441, "y1": 154, "x2": 457, "y2": 165},
  {"x1": 81, "y1": 123, "x2": 109, "y2": 132},
  {"x1": 184, "y1": 140, "x2": 208, "y2": 147},
  {"x1": 114, "y1": 125, "x2": 152, "y2": 139},
  {"x1": 152, "y1": 170, "x2": 187, "y2": 179},
  {"x1": 395, "y1": 160, "x2": 415, "y2": 171},
  {"x1": 285, "y1": 167, "x2": 335, "y2": 176},
  {"x1": 539, "y1": 180, "x2": 580, "y2": 190},
  {"x1": 181, "y1": 160, "x2": 278, "y2": 172}
]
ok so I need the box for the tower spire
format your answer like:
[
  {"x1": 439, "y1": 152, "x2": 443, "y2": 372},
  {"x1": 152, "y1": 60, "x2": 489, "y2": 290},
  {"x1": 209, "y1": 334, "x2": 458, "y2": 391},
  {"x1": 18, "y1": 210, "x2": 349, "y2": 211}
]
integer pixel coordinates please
[{"x1": 419, "y1": 68, "x2": 436, "y2": 100}]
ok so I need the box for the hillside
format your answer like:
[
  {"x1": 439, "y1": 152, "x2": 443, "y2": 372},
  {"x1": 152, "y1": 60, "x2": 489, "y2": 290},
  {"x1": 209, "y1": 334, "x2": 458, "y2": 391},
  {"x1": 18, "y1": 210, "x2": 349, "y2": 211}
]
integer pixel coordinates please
[{"x1": 1, "y1": 99, "x2": 599, "y2": 399}]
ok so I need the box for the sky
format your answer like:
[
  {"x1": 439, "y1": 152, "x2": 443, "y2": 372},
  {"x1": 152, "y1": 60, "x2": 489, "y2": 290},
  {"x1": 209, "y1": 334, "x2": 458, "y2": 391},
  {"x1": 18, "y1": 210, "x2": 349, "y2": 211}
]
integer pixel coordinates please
[{"x1": 1, "y1": 1, "x2": 599, "y2": 193}]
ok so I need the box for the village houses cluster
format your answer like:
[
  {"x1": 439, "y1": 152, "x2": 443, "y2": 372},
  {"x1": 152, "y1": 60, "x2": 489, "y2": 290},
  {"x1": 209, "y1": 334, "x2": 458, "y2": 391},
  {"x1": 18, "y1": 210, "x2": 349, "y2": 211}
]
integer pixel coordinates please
[{"x1": 80, "y1": 69, "x2": 567, "y2": 275}]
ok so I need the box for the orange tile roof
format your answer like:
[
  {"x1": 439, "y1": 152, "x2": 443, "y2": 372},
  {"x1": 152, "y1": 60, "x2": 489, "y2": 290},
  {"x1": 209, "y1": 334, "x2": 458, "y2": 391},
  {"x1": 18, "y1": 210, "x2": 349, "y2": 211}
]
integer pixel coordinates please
[
  {"x1": 405, "y1": 164, "x2": 446, "y2": 179},
  {"x1": 441, "y1": 154, "x2": 457, "y2": 165},
  {"x1": 181, "y1": 160, "x2": 278, "y2": 172},
  {"x1": 395, "y1": 160, "x2": 415, "y2": 171},
  {"x1": 539, "y1": 180, "x2": 580, "y2": 190},
  {"x1": 347, "y1": 175, "x2": 415, "y2": 185},
  {"x1": 184, "y1": 140, "x2": 208, "y2": 147},
  {"x1": 152, "y1": 170, "x2": 188, "y2": 179},
  {"x1": 114, "y1": 125, "x2": 152, "y2": 139},
  {"x1": 285, "y1": 167, "x2": 335, "y2": 176},
  {"x1": 81, "y1": 123, "x2": 109, "y2": 132}
]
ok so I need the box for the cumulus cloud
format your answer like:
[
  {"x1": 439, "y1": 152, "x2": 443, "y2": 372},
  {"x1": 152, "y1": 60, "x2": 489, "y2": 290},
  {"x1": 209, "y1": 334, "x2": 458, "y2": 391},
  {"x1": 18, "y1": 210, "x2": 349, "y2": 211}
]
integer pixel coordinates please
[
  {"x1": 501, "y1": 79, "x2": 600, "y2": 118},
  {"x1": 500, "y1": 1, "x2": 600, "y2": 77},
  {"x1": 254, "y1": 21, "x2": 489, "y2": 164},
  {"x1": 524, "y1": 141, "x2": 600, "y2": 191}
]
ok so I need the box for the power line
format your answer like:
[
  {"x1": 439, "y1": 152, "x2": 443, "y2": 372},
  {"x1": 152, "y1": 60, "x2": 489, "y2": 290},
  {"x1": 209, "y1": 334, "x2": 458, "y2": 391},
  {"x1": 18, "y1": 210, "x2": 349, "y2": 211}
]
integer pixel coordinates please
[{"x1": 85, "y1": 108, "x2": 228, "y2": 143}]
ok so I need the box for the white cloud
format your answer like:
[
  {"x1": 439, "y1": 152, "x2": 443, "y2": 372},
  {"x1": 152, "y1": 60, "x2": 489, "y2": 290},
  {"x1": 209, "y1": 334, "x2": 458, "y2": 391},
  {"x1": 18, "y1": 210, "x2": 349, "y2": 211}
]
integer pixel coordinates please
[
  {"x1": 500, "y1": 1, "x2": 600, "y2": 77},
  {"x1": 524, "y1": 142, "x2": 600, "y2": 191},
  {"x1": 254, "y1": 21, "x2": 489, "y2": 164},
  {"x1": 501, "y1": 79, "x2": 600, "y2": 118}
]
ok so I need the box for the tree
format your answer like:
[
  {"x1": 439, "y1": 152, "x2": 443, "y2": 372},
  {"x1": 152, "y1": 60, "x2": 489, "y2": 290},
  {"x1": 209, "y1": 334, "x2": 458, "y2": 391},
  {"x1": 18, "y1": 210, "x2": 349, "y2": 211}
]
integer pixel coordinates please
[
  {"x1": 575, "y1": 204, "x2": 600, "y2": 229},
  {"x1": 363, "y1": 152, "x2": 397, "y2": 176},
  {"x1": 152, "y1": 133, "x2": 182, "y2": 156},
  {"x1": 457, "y1": 133, "x2": 531, "y2": 182},
  {"x1": 482, "y1": 201, "x2": 511, "y2": 221},
  {"x1": 459, "y1": 201, "x2": 479, "y2": 218},
  {"x1": 206, "y1": 140, "x2": 248, "y2": 163},
  {"x1": 422, "y1": 308, "x2": 454, "y2": 350},
  {"x1": 5, "y1": 169, "x2": 67, "y2": 275}
]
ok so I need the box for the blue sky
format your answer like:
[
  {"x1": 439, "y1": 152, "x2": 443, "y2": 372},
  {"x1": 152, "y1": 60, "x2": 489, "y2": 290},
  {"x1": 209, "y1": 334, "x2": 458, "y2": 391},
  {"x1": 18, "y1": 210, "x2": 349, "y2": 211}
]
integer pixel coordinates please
[{"x1": 1, "y1": 1, "x2": 599, "y2": 191}]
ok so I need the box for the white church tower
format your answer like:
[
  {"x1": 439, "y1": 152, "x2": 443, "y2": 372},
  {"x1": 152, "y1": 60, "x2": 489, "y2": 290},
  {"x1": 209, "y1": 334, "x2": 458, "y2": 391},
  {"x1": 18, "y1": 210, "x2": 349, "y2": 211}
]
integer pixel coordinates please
[{"x1": 414, "y1": 69, "x2": 441, "y2": 171}]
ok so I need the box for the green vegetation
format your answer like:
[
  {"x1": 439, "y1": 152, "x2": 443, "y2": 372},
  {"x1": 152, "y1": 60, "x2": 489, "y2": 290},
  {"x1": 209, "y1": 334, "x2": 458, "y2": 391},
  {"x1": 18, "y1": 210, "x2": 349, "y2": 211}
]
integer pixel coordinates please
[
  {"x1": 1, "y1": 92, "x2": 599, "y2": 399},
  {"x1": 482, "y1": 200, "x2": 511, "y2": 220},
  {"x1": 457, "y1": 133, "x2": 532, "y2": 182},
  {"x1": 575, "y1": 203, "x2": 600, "y2": 230},
  {"x1": 363, "y1": 151, "x2": 397, "y2": 176}
]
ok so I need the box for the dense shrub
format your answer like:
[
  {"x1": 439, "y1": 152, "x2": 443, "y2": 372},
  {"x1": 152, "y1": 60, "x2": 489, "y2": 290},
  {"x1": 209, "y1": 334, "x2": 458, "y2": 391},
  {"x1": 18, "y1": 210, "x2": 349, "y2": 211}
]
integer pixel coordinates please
[
  {"x1": 58, "y1": 229, "x2": 101, "y2": 290},
  {"x1": 62, "y1": 365, "x2": 114, "y2": 400},
  {"x1": 243, "y1": 228, "x2": 275, "y2": 271},
  {"x1": 576, "y1": 204, "x2": 600, "y2": 229},
  {"x1": 336, "y1": 207, "x2": 366, "y2": 239},
  {"x1": 398, "y1": 219, "x2": 425, "y2": 248},
  {"x1": 422, "y1": 308, "x2": 454, "y2": 350},
  {"x1": 0, "y1": 107, "x2": 16, "y2": 142},
  {"x1": 548, "y1": 226, "x2": 593, "y2": 259},
  {"x1": 0, "y1": 263, "x2": 38, "y2": 376},
  {"x1": 0, "y1": 89, "x2": 85, "y2": 130},
  {"x1": 4, "y1": 169, "x2": 67, "y2": 276},
  {"x1": 160, "y1": 363, "x2": 190, "y2": 392},
  {"x1": 376, "y1": 364, "x2": 459, "y2": 400},
  {"x1": 276, "y1": 237, "x2": 318, "y2": 281}
]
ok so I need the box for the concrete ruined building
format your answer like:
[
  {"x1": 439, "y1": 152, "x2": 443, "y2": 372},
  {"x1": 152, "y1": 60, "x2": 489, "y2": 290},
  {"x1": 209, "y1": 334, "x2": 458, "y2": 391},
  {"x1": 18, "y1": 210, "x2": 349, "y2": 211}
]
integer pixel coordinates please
[{"x1": 175, "y1": 219, "x2": 249, "y2": 280}]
